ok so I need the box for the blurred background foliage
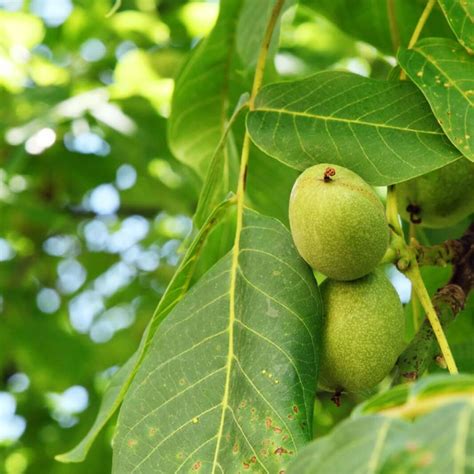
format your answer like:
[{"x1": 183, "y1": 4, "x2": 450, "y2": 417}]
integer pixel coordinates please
[{"x1": 0, "y1": 1, "x2": 471, "y2": 473}]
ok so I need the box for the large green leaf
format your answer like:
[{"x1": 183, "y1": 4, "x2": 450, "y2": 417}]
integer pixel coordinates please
[
  {"x1": 247, "y1": 71, "x2": 461, "y2": 186},
  {"x1": 353, "y1": 374, "x2": 474, "y2": 418},
  {"x1": 302, "y1": 0, "x2": 453, "y2": 54},
  {"x1": 168, "y1": 0, "x2": 286, "y2": 177},
  {"x1": 438, "y1": 0, "x2": 474, "y2": 52},
  {"x1": 398, "y1": 38, "x2": 474, "y2": 162},
  {"x1": 112, "y1": 210, "x2": 322, "y2": 472},
  {"x1": 289, "y1": 400, "x2": 474, "y2": 473},
  {"x1": 56, "y1": 198, "x2": 235, "y2": 463},
  {"x1": 290, "y1": 376, "x2": 474, "y2": 474}
]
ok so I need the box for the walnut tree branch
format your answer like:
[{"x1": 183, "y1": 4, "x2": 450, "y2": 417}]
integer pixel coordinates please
[{"x1": 393, "y1": 223, "x2": 474, "y2": 384}]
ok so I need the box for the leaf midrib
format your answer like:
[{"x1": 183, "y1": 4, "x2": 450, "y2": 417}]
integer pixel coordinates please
[{"x1": 252, "y1": 107, "x2": 444, "y2": 135}]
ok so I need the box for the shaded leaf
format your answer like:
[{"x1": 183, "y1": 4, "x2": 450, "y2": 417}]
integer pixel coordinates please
[
  {"x1": 289, "y1": 397, "x2": 474, "y2": 473},
  {"x1": 398, "y1": 38, "x2": 474, "y2": 161},
  {"x1": 168, "y1": 0, "x2": 286, "y2": 177},
  {"x1": 193, "y1": 94, "x2": 248, "y2": 229},
  {"x1": 56, "y1": 198, "x2": 235, "y2": 463},
  {"x1": 112, "y1": 210, "x2": 322, "y2": 473},
  {"x1": 302, "y1": 0, "x2": 453, "y2": 54},
  {"x1": 247, "y1": 71, "x2": 461, "y2": 186},
  {"x1": 353, "y1": 374, "x2": 474, "y2": 418},
  {"x1": 246, "y1": 144, "x2": 299, "y2": 228},
  {"x1": 438, "y1": 0, "x2": 474, "y2": 52}
]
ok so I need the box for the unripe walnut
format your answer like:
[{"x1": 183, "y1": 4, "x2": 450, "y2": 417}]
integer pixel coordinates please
[
  {"x1": 289, "y1": 164, "x2": 389, "y2": 281},
  {"x1": 319, "y1": 270, "x2": 405, "y2": 393},
  {"x1": 397, "y1": 158, "x2": 474, "y2": 228}
]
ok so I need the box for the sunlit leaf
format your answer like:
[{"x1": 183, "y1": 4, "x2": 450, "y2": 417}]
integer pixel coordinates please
[
  {"x1": 302, "y1": 0, "x2": 453, "y2": 53},
  {"x1": 56, "y1": 198, "x2": 235, "y2": 463},
  {"x1": 112, "y1": 210, "x2": 322, "y2": 472},
  {"x1": 438, "y1": 0, "x2": 474, "y2": 52},
  {"x1": 247, "y1": 71, "x2": 461, "y2": 185},
  {"x1": 398, "y1": 38, "x2": 474, "y2": 162}
]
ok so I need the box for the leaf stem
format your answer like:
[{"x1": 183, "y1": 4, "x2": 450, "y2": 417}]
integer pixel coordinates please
[
  {"x1": 386, "y1": 185, "x2": 403, "y2": 237},
  {"x1": 409, "y1": 223, "x2": 420, "y2": 331},
  {"x1": 386, "y1": 0, "x2": 400, "y2": 53},
  {"x1": 407, "y1": 0, "x2": 436, "y2": 49},
  {"x1": 400, "y1": 0, "x2": 436, "y2": 78},
  {"x1": 105, "y1": 0, "x2": 121, "y2": 17},
  {"x1": 213, "y1": 1, "x2": 286, "y2": 469},
  {"x1": 404, "y1": 262, "x2": 458, "y2": 374}
]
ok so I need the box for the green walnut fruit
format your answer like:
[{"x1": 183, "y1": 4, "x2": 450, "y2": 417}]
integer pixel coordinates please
[
  {"x1": 289, "y1": 164, "x2": 389, "y2": 281},
  {"x1": 397, "y1": 158, "x2": 474, "y2": 228},
  {"x1": 319, "y1": 270, "x2": 405, "y2": 393}
]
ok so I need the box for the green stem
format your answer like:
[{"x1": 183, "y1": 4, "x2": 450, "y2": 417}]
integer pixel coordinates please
[
  {"x1": 213, "y1": 0, "x2": 286, "y2": 467},
  {"x1": 409, "y1": 224, "x2": 420, "y2": 331},
  {"x1": 404, "y1": 262, "x2": 458, "y2": 375},
  {"x1": 399, "y1": 0, "x2": 436, "y2": 79},
  {"x1": 386, "y1": 0, "x2": 400, "y2": 53}
]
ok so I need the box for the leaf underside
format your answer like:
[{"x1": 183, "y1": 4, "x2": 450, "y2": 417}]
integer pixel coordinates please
[
  {"x1": 247, "y1": 71, "x2": 461, "y2": 185},
  {"x1": 112, "y1": 210, "x2": 322, "y2": 473},
  {"x1": 398, "y1": 38, "x2": 474, "y2": 162}
]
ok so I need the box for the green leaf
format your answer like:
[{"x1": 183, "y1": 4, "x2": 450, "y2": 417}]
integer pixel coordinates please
[
  {"x1": 247, "y1": 71, "x2": 461, "y2": 186},
  {"x1": 288, "y1": 394, "x2": 474, "y2": 473},
  {"x1": 168, "y1": 0, "x2": 286, "y2": 177},
  {"x1": 353, "y1": 374, "x2": 474, "y2": 418},
  {"x1": 398, "y1": 38, "x2": 474, "y2": 162},
  {"x1": 438, "y1": 0, "x2": 474, "y2": 52},
  {"x1": 246, "y1": 144, "x2": 299, "y2": 228},
  {"x1": 56, "y1": 198, "x2": 235, "y2": 463},
  {"x1": 112, "y1": 210, "x2": 322, "y2": 472},
  {"x1": 193, "y1": 94, "x2": 248, "y2": 229},
  {"x1": 301, "y1": 0, "x2": 453, "y2": 54}
]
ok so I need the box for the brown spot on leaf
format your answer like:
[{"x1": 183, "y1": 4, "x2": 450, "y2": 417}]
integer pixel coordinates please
[
  {"x1": 148, "y1": 427, "x2": 157, "y2": 437},
  {"x1": 243, "y1": 462, "x2": 250, "y2": 470},
  {"x1": 127, "y1": 439, "x2": 138, "y2": 448},
  {"x1": 292, "y1": 405, "x2": 299, "y2": 414},
  {"x1": 250, "y1": 456, "x2": 257, "y2": 464},
  {"x1": 265, "y1": 417, "x2": 272, "y2": 429},
  {"x1": 233, "y1": 443, "x2": 239, "y2": 454},
  {"x1": 273, "y1": 426, "x2": 282, "y2": 434},
  {"x1": 274, "y1": 447, "x2": 288, "y2": 456},
  {"x1": 192, "y1": 461, "x2": 201, "y2": 471}
]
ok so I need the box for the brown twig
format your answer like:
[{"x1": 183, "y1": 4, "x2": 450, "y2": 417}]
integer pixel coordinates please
[{"x1": 393, "y1": 223, "x2": 474, "y2": 384}]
